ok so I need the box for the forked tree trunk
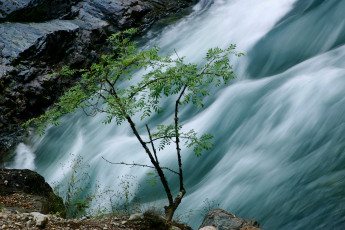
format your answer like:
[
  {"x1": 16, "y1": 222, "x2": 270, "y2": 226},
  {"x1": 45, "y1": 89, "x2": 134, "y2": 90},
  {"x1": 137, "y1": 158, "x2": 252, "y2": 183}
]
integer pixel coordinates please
[
  {"x1": 164, "y1": 189, "x2": 186, "y2": 222},
  {"x1": 165, "y1": 206, "x2": 176, "y2": 223},
  {"x1": 116, "y1": 88, "x2": 188, "y2": 223}
]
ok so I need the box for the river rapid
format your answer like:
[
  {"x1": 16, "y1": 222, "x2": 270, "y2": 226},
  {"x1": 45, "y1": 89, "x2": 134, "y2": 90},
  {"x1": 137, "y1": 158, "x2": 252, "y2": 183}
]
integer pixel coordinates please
[{"x1": 10, "y1": 0, "x2": 345, "y2": 229}]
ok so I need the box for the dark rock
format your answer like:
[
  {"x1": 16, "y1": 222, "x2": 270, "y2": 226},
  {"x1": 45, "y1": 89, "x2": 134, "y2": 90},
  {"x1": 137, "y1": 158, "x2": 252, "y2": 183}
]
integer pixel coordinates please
[
  {"x1": 0, "y1": 168, "x2": 66, "y2": 217},
  {"x1": 0, "y1": 0, "x2": 197, "y2": 162},
  {"x1": 199, "y1": 209, "x2": 261, "y2": 230},
  {"x1": 0, "y1": 20, "x2": 79, "y2": 64},
  {"x1": 0, "y1": 0, "x2": 79, "y2": 23}
]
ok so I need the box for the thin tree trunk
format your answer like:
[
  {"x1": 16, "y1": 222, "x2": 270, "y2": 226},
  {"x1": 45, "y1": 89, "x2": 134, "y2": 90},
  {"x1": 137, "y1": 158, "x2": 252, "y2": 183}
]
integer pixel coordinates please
[
  {"x1": 165, "y1": 189, "x2": 186, "y2": 222},
  {"x1": 163, "y1": 84, "x2": 188, "y2": 222},
  {"x1": 113, "y1": 91, "x2": 175, "y2": 206}
]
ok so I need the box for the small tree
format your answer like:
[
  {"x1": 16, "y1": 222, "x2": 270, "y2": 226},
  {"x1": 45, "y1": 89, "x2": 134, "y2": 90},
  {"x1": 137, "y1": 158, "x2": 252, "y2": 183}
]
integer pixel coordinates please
[{"x1": 25, "y1": 28, "x2": 243, "y2": 222}]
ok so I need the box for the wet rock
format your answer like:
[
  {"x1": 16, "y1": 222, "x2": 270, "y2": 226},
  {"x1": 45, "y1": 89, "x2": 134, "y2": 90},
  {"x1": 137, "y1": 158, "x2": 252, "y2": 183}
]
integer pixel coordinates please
[
  {"x1": 0, "y1": 169, "x2": 66, "y2": 217},
  {"x1": 0, "y1": 0, "x2": 197, "y2": 161},
  {"x1": 199, "y1": 209, "x2": 261, "y2": 230},
  {"x1": 0, "y1": 0, "x2": 78, "y2": 23},
  {"x1": 0, "y1": 20, "x2": 79, "y2": 61}
]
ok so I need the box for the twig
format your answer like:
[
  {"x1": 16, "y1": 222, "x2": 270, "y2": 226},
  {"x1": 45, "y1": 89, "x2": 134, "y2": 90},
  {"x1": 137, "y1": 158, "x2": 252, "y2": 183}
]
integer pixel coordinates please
[
  {"x1": 102, "y1": 157, "x2": 179, "y2": 175},
  {"x1": 146, "y1": 124, "x2": 159, "y2": 163}
]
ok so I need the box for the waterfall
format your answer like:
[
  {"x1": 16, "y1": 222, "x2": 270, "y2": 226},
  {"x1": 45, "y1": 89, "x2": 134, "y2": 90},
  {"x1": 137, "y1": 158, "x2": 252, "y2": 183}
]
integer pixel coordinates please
[{"x1": 10, "y1": 0, "x2": 345, "y2": 229}]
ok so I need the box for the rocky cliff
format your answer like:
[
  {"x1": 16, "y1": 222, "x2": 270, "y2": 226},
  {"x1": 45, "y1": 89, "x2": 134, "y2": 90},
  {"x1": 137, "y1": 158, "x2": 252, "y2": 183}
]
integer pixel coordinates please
[{"x1": 0, "y1": 0, "x2": 197, "y2": 161}]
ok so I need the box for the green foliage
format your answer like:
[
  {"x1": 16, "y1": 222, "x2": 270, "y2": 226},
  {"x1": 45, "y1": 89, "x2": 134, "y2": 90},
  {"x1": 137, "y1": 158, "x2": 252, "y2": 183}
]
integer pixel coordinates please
[
  {"x1": 146, "y1": 172, "x2": 158, "y2": 187},
  {"x1": 51, "y1": 211, "x2": 62, "y2": 217},
  {"x1": 24, "y1": 28, "x2": 242, "y2": 157},
  {"x1": 25, "y1": 28, "x2": 242, "y2": 220},
  {"x1": 112, "y1": 175, "x2": 141, "y2": 214},
  {"x1": 53, "y1": 155, "x2": 93, "y2": 218},
  {"x1": 93, "y1": 175, "x2": 141, "y2": 216}
]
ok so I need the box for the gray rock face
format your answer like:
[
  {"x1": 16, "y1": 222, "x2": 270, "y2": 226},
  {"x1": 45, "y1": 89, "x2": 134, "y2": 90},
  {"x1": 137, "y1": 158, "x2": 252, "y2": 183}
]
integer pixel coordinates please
[
  {"x1": 199, "y1": 209, "x2": 261, "y2": 230},
  {"x1": 0, "y1": 0, "x2": 78, "y2": 22},
  {"x1": 0, "y1": 20, "x2": 88, "y2": 155},
  {"x1": 0, "y1": 0, "x2": 197, "y2": 161},
  {"x1": 0, "y1": 20, "x2": 79, "y2": 63}
]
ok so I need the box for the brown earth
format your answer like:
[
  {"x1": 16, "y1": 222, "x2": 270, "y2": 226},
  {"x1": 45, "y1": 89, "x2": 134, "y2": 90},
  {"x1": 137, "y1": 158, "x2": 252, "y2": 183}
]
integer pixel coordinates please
[{"x1": 0, "y1": 207, "x2": 192, "y2": 230}]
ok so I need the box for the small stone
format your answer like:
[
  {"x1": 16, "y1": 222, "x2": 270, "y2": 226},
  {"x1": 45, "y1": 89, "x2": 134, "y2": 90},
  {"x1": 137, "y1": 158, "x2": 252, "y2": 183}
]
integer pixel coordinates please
[
  {"x1": 31, "y1": 212, "x2": 48, "y2": 228},
  {"x1": 121, "y1": 220, "x2": 127, "y2": 225},
  {"x1": 200, "y1": 226, "x2": 217, "y2": 230},
  {"x1": 26, "y1": 220, "x2": 32, "y2": 228},
  {"x1": 128, "y1": 213, "x2": 143, "y2": 221}
]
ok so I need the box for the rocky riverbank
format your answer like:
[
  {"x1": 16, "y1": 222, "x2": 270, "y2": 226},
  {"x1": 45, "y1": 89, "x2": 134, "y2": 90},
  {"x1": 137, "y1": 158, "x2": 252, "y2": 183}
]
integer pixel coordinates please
[
  {"x1": 0, "y1": 169, "x2": 261, "y2": 230},
  {"x1": 0, "y1": 0, "x2": 197, "y2": 163},
  {"x1": 0, "y1": 208, "x2": 262, "y2": 230}
]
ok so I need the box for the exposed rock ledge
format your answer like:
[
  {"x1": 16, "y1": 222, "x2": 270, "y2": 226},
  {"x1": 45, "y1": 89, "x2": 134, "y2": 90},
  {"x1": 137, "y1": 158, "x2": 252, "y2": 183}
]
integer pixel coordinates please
[
  {"x1": 0, "y1": 0, "x2": 197, "y2": 161},
  {"x1": 0, "y1": 168, "x2": 66, "y2": 217}
]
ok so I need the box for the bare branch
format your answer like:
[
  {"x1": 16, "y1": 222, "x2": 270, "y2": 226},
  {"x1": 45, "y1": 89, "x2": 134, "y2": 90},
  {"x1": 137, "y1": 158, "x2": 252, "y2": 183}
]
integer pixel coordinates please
[
  {"x1": 144, "y1": 135, "x2": 172, "y2": 144},
  {"x1": 143, "y1": 134, "x2": 195, "y2": 144},
  {"x1": 174, "y1": 49, "x2": 181, "y2": 60},
  {"x1": 146, "y1": 124, "x2": 159, "y2": 163},
  {"x1": 102, "y1": 157, "x2": 179, "y2": 175}
]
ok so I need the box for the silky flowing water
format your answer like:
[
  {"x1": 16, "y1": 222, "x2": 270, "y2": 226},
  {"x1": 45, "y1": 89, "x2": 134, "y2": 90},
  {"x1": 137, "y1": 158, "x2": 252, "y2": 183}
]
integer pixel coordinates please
[{"x1": 9, "y1": 0, "x2": 345, "y2": 229}]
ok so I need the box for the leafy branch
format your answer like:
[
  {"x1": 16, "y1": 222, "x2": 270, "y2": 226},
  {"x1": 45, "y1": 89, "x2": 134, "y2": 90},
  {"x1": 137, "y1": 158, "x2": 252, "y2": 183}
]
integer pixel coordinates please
[{"x1": 24, "y1": 28, "x2": 243, "y2": 222}]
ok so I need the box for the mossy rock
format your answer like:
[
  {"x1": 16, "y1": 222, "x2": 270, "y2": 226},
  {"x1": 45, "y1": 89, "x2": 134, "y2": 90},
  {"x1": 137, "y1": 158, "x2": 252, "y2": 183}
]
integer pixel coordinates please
[{"x1": 0, "y1": 169, "x2": 66, "y2": 217}]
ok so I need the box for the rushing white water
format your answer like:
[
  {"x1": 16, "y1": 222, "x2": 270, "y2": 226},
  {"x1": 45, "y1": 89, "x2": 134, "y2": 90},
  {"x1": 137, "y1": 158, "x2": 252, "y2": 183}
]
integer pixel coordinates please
[
  {"x1": 11, "y1": 143, "x2": 36, "y2": 170},
  {"x1": 10, "y1": 0, "x2": 345, "y2": 229}
]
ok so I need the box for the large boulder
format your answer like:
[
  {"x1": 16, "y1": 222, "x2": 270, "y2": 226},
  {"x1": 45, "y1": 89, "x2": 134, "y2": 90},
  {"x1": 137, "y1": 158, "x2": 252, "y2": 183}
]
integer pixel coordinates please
[
  {"x1": 0, "y1": 0, "x2": 197, "y2": 161},
  {"x1": 199, "y1": 209, "x2": 261, "y2": 230},
  {"x1": 0, "y1": 169, "x2": 66, "y2": 217}
]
